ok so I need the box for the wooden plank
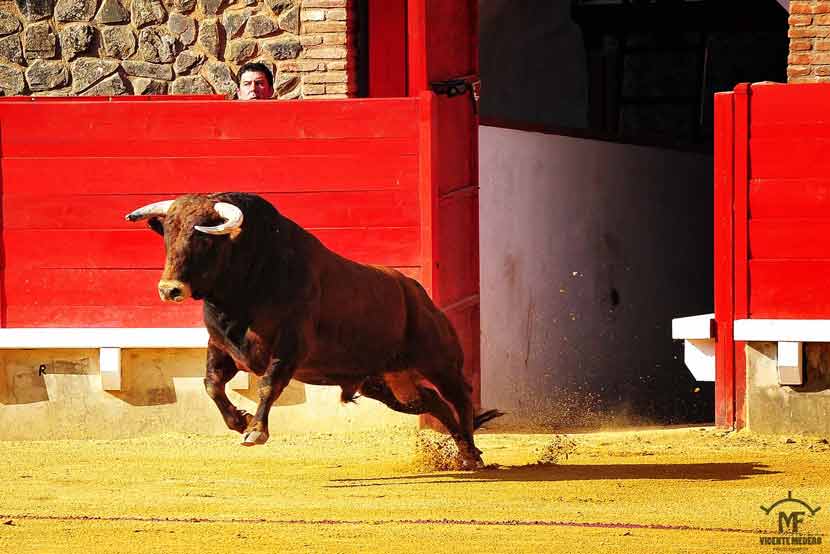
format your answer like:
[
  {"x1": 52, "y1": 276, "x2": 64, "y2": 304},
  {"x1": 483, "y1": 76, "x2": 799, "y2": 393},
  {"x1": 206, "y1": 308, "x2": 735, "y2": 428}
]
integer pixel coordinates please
[
  {"x1": 3, "y1": 226, "x2": 421, "y2": 269},
  {"x1": 418, "y1": 92, "x2": 438, "y2": 299},
  {"x1": 3, "y1": 268, "x2": 167, "y2": 306},
  {"x1": 0, "y1": 95, "x2": 225, "y2": 103},
  {"x1": 749, "y1": 260, "x2": 830, "y2": 318},
  {"x1": 713, "y1": 91, "x2": 735, "y2": 429},
  {"x1": 4, "y1": 305, "x2": 205, "y2": 328},
  {"x1": 1, "y1": 155, "x2": 418, "y2": 195},
  {"x1": 423, "y1": 1, "x2": 476, "y2": 82},
  {"x1": 5, "y1": 265, "x2": 424, "y2": 308},
  {"x1": 444, "y1": 302, "x2": 480, "y2": 404},
  {"x1": 4, "y1": 266, "x2": 424, "y2": 328},
  {"x1": 407, "y1": 0, "x2": 428, "y2": 95},
  {"x1": 750, "y1": 178, "x2": 830, "y2": 219},
  {"x1": 3, "y1": 190, "x2": 420, "y2": 230},
  {"x1": 749, "y1": 219, "x2": 830, "y2": 259},
  {"x1": 436, "y1": 189, "x2": 478, "y2": 307},
  {"x1": 368, "y1": 0, "x2": 407, "y2": 97},
  {"x1": 733, "y1": 84, "x2": 750, "y2": 321},
  {"x1": 0, "y1": 99, "x2": 420, "y2": 143},
  {"x1": 750, "y1": 138, "x2": 830, "y2": 179},
  {"x1": 749, "y1": 82, "x2": 830, "y2": 128},
  {"x1": 733, "y1": 85, "x2": 751, "y2": 431},
  {"x1": 436, "y1": 94, "x2": 475, "y2": 195},
  {"x1": 1, "y1": 137, "x2": 417, "y2": 159},
  {"x1": 312, "y1": 227, "x2": 420, "y2": 266}
]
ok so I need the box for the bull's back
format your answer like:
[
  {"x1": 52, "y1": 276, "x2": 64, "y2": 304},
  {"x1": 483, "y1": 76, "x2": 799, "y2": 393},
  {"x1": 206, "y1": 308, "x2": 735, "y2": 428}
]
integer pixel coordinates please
[{"x1": 308, "y1": 253, "x2": 411, "y2": 371}]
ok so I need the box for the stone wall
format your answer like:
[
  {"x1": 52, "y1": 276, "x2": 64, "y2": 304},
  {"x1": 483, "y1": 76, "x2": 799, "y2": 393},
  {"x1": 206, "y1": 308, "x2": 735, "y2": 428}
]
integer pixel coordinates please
[
  {"x1": 788, "y1": 0, "x2": 830, "y2": 82},
  {"x1": 0, "y1": 0, "x2": 354, "y2": 98}
]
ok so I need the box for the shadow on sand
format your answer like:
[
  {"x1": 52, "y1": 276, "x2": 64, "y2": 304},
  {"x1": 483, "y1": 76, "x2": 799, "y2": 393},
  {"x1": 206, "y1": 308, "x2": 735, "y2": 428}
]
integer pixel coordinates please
[{"x1": 325, "y1": 462, "x2": 779, "y2": 488}]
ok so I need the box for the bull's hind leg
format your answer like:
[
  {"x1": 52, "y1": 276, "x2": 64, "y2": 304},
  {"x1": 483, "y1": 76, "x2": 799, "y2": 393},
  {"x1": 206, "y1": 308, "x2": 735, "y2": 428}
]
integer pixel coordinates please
[
  {"x1": 360, "y1": 374, "x2": 481, "y2": 469},
  {"x1": 205, "y1": 342, "x2": 252, "y2": 434},
  {"x1": 419, "y1": 367, "x2": 482, "y2": 469}
]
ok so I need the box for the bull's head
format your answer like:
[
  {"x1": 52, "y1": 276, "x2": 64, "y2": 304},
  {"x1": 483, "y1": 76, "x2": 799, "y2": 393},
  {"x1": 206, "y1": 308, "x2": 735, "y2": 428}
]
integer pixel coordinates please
[{"x1": 125, "y1": 196, "x2": 244, "y2": 303}]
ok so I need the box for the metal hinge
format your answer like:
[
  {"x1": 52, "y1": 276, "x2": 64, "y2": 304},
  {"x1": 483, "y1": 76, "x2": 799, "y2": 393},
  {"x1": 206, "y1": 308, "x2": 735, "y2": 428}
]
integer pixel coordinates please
[{"x1": 429, "y1": 75, "x2": 481, "y2": 114}]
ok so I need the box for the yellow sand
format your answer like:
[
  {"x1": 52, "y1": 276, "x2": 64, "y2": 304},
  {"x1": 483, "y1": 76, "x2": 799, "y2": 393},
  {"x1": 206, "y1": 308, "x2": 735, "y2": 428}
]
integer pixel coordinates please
[{"x1": 0, "y1": 426, "x2": 828, "y2": 553}]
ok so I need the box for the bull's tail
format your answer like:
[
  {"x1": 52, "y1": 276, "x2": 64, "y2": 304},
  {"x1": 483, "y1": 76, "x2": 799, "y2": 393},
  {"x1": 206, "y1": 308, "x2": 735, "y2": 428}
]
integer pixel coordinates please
[{"x1": 473, "y1": 409, "x2": 505, "y2": 430}]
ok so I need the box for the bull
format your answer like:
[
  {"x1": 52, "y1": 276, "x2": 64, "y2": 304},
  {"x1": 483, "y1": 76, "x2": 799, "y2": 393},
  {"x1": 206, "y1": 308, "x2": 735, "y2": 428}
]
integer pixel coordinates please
[{"x1": 126, "y1": 192, "x2": 501, "y2": 469}]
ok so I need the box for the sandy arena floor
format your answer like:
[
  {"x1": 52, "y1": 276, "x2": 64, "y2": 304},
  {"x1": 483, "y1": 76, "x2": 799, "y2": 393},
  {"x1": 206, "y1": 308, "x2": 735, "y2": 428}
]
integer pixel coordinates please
[{"x1": 0, "y1": 426, "x2": 828, "y2": 553}]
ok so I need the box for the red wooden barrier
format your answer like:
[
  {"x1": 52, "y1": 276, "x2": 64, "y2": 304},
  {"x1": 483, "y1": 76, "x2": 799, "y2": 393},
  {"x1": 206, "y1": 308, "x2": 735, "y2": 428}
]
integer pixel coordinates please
[
  {"x1": 0, "y1": 98, "x2": 424, "y2": 328},
  {"x1": 714, "y1": 82, "x2": 830, "y2": 427}
]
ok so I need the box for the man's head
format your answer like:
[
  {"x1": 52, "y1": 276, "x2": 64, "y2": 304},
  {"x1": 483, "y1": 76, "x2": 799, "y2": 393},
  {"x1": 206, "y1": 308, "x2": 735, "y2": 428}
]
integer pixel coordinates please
[{"x1": 238, "y1": 62, "x2": 274, "y2": 100}]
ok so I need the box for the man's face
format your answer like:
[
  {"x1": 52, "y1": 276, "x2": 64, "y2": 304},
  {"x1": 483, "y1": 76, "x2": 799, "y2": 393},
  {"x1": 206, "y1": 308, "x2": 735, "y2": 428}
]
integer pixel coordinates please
[{"x1": 238, "y1": 70, "x2": 274, "y2": 100}]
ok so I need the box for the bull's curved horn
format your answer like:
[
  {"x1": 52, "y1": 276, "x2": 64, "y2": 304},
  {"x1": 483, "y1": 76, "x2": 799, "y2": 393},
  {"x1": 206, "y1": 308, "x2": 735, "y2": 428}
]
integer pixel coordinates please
[
  {"x1": 194, "y1": 202, "x2": 244, "y2": 237},
  {"x1": 125, "y1": 200, "x2": 174, "y2": 222}
]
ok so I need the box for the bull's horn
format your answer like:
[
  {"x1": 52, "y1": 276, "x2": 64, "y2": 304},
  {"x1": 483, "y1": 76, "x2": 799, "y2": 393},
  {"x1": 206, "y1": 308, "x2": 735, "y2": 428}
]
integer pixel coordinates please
[
  {"x1": 125, "y1": 200, "x2": 174, "y2": 222},
  {"x1": 194, "y1": 202, "x2": 244, "y2": 237}
]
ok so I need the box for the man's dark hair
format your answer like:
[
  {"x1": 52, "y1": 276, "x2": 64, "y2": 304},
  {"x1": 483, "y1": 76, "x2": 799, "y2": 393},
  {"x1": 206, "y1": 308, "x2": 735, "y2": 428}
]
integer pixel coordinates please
[{"x1": 238, "y1": 62, "x2": 274, "y2": 88}]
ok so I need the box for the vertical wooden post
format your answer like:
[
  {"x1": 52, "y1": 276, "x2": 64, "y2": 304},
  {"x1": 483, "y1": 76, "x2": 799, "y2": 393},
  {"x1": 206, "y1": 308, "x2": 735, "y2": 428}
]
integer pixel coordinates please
[
  {"x1": 368, "y1": 0, "x2": 408, "y2": 97},
  {"x1": 714, "y1": 91, "x2": 735, "y2": 428},
  {"x1": 732, "y1": 83, "x2": 751, "y2": 429}
]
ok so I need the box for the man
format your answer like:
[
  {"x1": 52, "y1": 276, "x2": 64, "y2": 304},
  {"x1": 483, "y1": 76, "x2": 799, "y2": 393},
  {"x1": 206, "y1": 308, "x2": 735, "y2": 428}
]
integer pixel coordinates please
[{"x1": 237, "y1": 62, "x2": 275, "y2": 100}]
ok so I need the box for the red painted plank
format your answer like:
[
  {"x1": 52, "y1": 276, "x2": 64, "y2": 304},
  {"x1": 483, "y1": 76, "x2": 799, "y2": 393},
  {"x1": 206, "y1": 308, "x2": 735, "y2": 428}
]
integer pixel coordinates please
[
  {"x1": 369, "y1": 0, "x2": 407, "y2": 97},
  {"x1": 437, "y1": 189, "x2": 478, "y2": 307},
  {"x1": 0, "y1": 95, "x2": 225, "y2": 102},
  {"x1": 407, "y1": 0, "x2": 428, "y2": 95},
  {"x1": 749, "y1": 82, "x2": 830, "y2": 129},
  {"x1": 418, "y1": 92, "x2": 438, "y2": 299},
  {"x1": 750, "y1": 138, "x2": 830, "y2": 179},
  {"x1": 748, "y1": 260, "x2": 830, "y2": 318},
  {"x1": 714, "y1": 91, "x2": 735, "y2": 429},
  {"x1": 3, "y1": 190, "x2": 420, "y2": 230},
  {"x1": 0, "y1": 99, "x2": 419, "y2": 143},
  {"x1": 436, "y1": 95, "x2": 475, "y2": 195},
  {"x1": 3, "y1": 269, "x2": 167, "y2": 306},
  {"x1": 2, "y1": 155, "x2": 418, "y2": 195},
  {"x1": 749, "y1": 178, "x2": 830, "y2": 219},
  {"x1": 3, "y1": 230, "x2": 164, "y2": 269},
  {"x1": 3, "y1": 227, "x2": 421, "y2": 269},
  {"x1": 749, "y1": 219, "x2": 830, "y2": 259},
  {"x1": 3, "y1": 265, "x2": 424, "y2": 307},
  {"x1": 733, "y1": 84, "x2": 750, "y2": 321},
  {"x1": 4, "y1": 305, "x2": 205, "y2": 328},
  {"x1": 1, "y1": 137, "x2": 417, "y2": 159},
  {"x1": 732, "y1": 85, "x2": 751, "y2": 430},
  {"x1": 312, "y1": 227, "x2": 420, "y2": 266},
  {"x1": 444, "y1": 302, "x2": 480, "y2": 405},
  {"x1": 423, "y1": 1, "x2": 476, "y2": 82}
]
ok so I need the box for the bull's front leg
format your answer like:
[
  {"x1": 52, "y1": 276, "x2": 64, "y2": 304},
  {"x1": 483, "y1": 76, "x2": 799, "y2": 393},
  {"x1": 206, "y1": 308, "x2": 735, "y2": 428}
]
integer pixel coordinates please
[
  {"x1": 204, "y1": 341, "x2": 253, "y2": 434},
  {"x1": 240, "y1": 357, "x2": 297, "y2": 446}
]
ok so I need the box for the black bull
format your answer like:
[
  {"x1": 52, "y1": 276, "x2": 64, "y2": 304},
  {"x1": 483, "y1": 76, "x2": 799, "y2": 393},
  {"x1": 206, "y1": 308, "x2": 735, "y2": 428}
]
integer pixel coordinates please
[{"x1": 126, "y1": 192, "x2": 501, "y2": 468}]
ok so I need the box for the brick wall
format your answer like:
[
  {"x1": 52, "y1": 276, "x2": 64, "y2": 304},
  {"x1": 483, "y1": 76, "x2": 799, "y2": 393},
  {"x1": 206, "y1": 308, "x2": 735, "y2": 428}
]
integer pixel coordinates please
[
  {"x1": 0, "y1": 0, "x2": 355, "y2": 98},
  {"x1": 789, "y1": 0, "x2": 830, "y2": 82}
]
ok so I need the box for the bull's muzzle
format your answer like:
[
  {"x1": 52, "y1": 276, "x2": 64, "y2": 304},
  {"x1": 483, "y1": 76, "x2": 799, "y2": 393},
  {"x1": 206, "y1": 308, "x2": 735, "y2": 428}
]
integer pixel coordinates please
[{"x1": 158, "y1": 280, "x2": 192, "y2": 303}]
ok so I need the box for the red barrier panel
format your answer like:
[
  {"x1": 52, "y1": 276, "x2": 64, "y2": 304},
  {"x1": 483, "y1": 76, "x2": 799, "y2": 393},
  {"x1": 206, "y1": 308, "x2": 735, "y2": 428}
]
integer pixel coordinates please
[
  {"x1": 0, "y1": 98, "x2": 424, "y2": 328},
  {"x1": 714, "y1": 82, "x2": 830, "y2": 427}
]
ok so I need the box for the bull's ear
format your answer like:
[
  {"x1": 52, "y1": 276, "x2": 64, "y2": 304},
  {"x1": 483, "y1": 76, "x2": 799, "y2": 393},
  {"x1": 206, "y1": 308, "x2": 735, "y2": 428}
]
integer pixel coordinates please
[{"x1": 148, "y1": 217, "x2": 164, "y2": 236}]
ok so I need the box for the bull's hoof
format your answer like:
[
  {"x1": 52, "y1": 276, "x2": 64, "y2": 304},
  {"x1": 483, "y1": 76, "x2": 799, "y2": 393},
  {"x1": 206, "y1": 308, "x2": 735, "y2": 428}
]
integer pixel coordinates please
[
  {"x1": 459, "y1": 456, "x2": 485, "y2": 471},
  {"x1": 241, "y1": 430, "x2": 269, "y2": 446}
]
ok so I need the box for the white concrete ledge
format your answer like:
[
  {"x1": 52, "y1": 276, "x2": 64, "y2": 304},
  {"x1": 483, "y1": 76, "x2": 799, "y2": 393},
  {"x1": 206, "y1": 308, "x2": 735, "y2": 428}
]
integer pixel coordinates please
[
  {"x1": 734, "y1": 319, "x2": 830, "y2": 342},
  {"x1": 0, "y1": 327, "x2": 209, "y2": 349},
  {"x1": 0, "y1": 327, "x2": 249, "y2": 391},
  {"x1": 671, "y1": 313, "x2": 715, "y2": 340},
  {"x1": 671, "y1": 314, "x2": 715, "y2": 382}
]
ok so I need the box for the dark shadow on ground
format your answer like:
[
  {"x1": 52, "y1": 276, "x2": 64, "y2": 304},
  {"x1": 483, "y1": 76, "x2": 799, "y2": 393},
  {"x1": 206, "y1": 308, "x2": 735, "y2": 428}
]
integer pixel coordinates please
[{"x1": 326, "y1": 462, "x2": 779, "y2": 487}]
